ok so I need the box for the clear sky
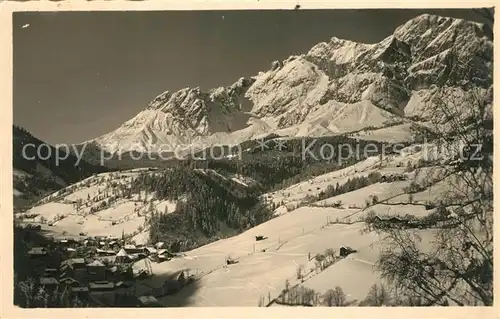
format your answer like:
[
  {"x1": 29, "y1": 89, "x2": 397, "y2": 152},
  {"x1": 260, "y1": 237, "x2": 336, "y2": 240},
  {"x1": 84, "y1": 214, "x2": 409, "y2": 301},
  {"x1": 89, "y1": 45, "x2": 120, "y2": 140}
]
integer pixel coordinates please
[{"x1": 13, "y1": 9, "x2": 490, "y2": 144}]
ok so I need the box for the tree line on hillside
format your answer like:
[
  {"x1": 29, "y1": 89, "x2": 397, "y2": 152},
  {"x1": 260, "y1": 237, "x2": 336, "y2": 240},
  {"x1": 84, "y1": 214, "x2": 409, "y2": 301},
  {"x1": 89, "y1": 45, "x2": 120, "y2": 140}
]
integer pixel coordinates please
[
  {"x1": 13, "y1": 126, "x2": 108, "y2": 184},
  {"x1": 88, "y1": 134, "x2": 401, "y2": 175},
  {"x1": 300, "y1": 171, "x2": 384, "y2": 206},
  {"x1": 131, "y1": 167, "x2": 273, "y2": 252},
  {"x1": 110, "y1": 136, "x2": 400, "y2": 252},
  {"x1": 13, "y1": 224, "x2": 88, "y2": 307},
  {"x1": 319, "y1": 171, "x2": 383, "y2": 201}
]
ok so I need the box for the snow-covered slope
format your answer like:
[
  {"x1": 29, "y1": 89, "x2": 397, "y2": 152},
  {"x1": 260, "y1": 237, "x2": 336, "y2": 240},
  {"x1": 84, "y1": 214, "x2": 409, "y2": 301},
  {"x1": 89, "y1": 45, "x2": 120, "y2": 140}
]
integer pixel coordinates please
[
  {"x1": 18, "y1": 170, "x2": 156, "y2": 244},
  {"x1": 17, "y1": 168, "x2": 258, "y2": 245},
  {"x1": 18, "y1": 138, "x2": 480, "y2": 306},
  {"x1": 132, "y1": 162, "x2": 446, "y2": 306},
  {"x1": 13, "y1": 126, "x2": 107, "y2": 209},
  {"x1": 88, "y1": 14, "x2": 492, "y2": 155},
  {"x1": 126, "y1": 140, "x2": 471, "y2": 306}
]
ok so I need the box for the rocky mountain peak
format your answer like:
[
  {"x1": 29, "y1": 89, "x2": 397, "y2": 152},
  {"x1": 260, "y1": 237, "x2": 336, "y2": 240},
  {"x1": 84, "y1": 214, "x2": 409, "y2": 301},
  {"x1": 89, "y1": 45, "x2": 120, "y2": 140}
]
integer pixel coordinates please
[{"x1": 91, "y1": 14, "x2": 492, "y2": 155}]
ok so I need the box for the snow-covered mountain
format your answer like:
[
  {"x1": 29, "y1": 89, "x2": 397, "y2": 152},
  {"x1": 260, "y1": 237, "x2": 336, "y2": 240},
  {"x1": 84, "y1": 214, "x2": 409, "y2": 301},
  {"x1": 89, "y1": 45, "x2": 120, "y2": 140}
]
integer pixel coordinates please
[{"x1": 89, "y1": 14, "x2": 493, "y2": 155}]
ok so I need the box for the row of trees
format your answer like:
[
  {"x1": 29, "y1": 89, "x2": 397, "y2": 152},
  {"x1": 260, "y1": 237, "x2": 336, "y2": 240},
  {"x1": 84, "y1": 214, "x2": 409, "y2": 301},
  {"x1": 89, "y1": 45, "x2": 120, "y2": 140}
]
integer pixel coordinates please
[
  {"x1": 301, "y1": 171, "x2": 384, "y2": 206},
  {"x1": 14, "y1": 278, "x2": 91, "y2": 308},
  {"x1": 262, "y1": 282, "x2": 427, "y2": 307}
]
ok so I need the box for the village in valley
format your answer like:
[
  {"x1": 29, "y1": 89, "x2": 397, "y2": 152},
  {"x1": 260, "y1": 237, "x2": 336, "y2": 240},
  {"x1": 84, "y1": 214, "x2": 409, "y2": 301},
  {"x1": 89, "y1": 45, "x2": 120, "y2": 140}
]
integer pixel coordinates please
[
  {"x1": 18, "y1": 218, "x2": 364, "y2": 307},
  {"x1": 18, "y1": 223, "x2": 191, "y2": 307}
]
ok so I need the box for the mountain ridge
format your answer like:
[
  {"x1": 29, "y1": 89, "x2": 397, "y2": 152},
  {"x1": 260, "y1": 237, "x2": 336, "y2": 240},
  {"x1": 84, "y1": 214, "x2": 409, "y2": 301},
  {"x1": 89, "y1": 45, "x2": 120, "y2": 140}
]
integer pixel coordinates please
[{"x1": 87, "y1": 13, "x2": 492, "y2": 155}]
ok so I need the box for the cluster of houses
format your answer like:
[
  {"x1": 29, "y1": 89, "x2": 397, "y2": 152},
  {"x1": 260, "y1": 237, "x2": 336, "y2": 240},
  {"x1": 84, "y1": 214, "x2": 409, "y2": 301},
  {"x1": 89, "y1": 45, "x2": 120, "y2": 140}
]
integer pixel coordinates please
[
  {"x1": 29, "y1": 235, "x2": 176, "y2": 261},
  {"x1": 370, "y1": 212, "x2": 448, "y2": 229},
  {"x1": 380, "y1": 174, "x2": 408, "y2": 183},
  {"x1": 26, "y1": 236, "x2": 179, "y2": 307},
  {"x1": 371, "y1": 215, "x2": 410, "y2": 228}
]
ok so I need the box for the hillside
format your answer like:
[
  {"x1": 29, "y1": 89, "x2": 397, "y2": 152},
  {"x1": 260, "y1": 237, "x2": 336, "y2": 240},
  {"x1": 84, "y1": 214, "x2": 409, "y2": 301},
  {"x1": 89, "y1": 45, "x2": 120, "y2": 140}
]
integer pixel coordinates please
[
  {"x1": 17, "y1": 167, "x2": 269, "y2": 251},
  {"x1": 13, "y1": 126, "x2": 109, "y2": 210},
  {"x1": 17, "y1": 139, "x2": 476, "y2": 306},
  {"x1": 124, "y1": 142, "x2": 459, "y2": 306}
]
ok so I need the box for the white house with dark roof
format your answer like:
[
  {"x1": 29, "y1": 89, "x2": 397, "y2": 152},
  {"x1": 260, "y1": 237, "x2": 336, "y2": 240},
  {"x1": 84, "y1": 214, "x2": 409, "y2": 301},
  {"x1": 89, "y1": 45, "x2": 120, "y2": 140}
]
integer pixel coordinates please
[
  {"x1": 143, "y1": 247, "x2": 157, "y2": 255},
  {"x1": 87, "y1": 260, "x2": 106, "y2": 281},
  {"x1": 115, "y1": 248, "x2": 130, "y2": 264}
]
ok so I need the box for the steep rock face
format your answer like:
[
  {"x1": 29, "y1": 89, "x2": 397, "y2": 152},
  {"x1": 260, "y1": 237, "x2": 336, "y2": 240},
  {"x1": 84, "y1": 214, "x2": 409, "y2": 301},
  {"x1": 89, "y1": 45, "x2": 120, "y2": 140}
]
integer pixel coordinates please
[
  {"x1": 95, "y1": 77, "x2": 256, "y2": 154},
  {"x1": 91, "y1": 14, "x2": 492, "y2": 155},
  {"x1": 246, "y1": 56, "x2": 330, "y2": 128},
  {"x1": 305, "y1": 14, "x2": 492, "y2": 114},
  {"x1": 395, "y1": 14, "x2": 493, "y2": 89},
  {"x1": 147, "y1": 77, "x2": 256, "y2": 136}
]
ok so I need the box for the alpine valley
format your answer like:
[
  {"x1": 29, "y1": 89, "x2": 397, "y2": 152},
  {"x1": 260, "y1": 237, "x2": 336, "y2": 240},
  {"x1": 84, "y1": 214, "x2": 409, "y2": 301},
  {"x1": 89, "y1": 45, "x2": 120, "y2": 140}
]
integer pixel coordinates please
[{"x1": 14, "y1": 13, "x2": 493, "y2": 308}]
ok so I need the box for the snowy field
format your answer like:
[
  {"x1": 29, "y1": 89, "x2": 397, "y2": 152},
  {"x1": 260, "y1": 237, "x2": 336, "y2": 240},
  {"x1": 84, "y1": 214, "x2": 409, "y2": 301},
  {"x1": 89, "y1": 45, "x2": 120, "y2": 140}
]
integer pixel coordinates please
[
  {"x1": 262, "y1": 146, "x2": 432, "y2": 212},
  {"x1": 137, "y1": 205, "x2": 436, "y2": 306}
]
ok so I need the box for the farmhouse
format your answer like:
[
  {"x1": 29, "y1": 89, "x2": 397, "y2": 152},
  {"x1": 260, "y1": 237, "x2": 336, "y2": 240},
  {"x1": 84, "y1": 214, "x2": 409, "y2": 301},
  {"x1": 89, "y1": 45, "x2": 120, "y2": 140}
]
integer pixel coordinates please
[
  {"x1": 27, "y1": 247, "x2": 48, "y2": 257},
  {"x1": 39, "y1": 277, "x2": 59, "y2": 292},
  {"x1": 58, "y1": 238, "x2": 78, "y2": 248},
  {"x1": 61, "y1": 258, "x2": 86, "y2": 268},
  {"x1": 339, "y1": 246, "x2": 355, "y2": 257},
  {"x1": 388, "y1": 216, "x2": 404, "y2": 223},
  {"x1": 89, "y1": 281, "x2": 115, "y2": 291},
  {"x1": 124, "y1": 244, "x2": 143, "y2": 254},
  {"x1": 143, "y1": 247, "x2": 157, "y2": 255},
  {"x1": 155, "y1": 242, "x2": 165, "y2": 249},
  {"x1": 152, "y1": 249, "x2": 173, "y2": 262},
  {"x1": 372, "y1": 215, "x2": 409, "y2": 228},
  {"x1": 115, "y1": 248, "x2": 130, "y2": 264},
  {"x1": 115, "y1": 281, "x2": 135, "y2": 296},
  {"x1": 89, "y1": 281, "x2": 116, "y2": 306},
  {"x1": 138, "y1": 295, "x2": 160, "y2": 307},
  {"x1": 65, "y1": 247, "x2": 77, "y2": 258},
  {"x1": 87, "y1": 260, "x2": 107, "y2": 281},
  {"x1": 96, "y1": 248, "x2": 116, "y2": 257},
  {"x1": 43, "y1": 268, "x2": 58, "y2": 277}
]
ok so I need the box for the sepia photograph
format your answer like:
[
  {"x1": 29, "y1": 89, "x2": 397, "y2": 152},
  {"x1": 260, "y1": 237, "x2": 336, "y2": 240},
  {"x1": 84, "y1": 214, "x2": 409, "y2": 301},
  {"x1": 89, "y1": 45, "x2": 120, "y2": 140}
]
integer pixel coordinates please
[{"x1": 8, "y1": 4, "x2": 493, "y2": 309}]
